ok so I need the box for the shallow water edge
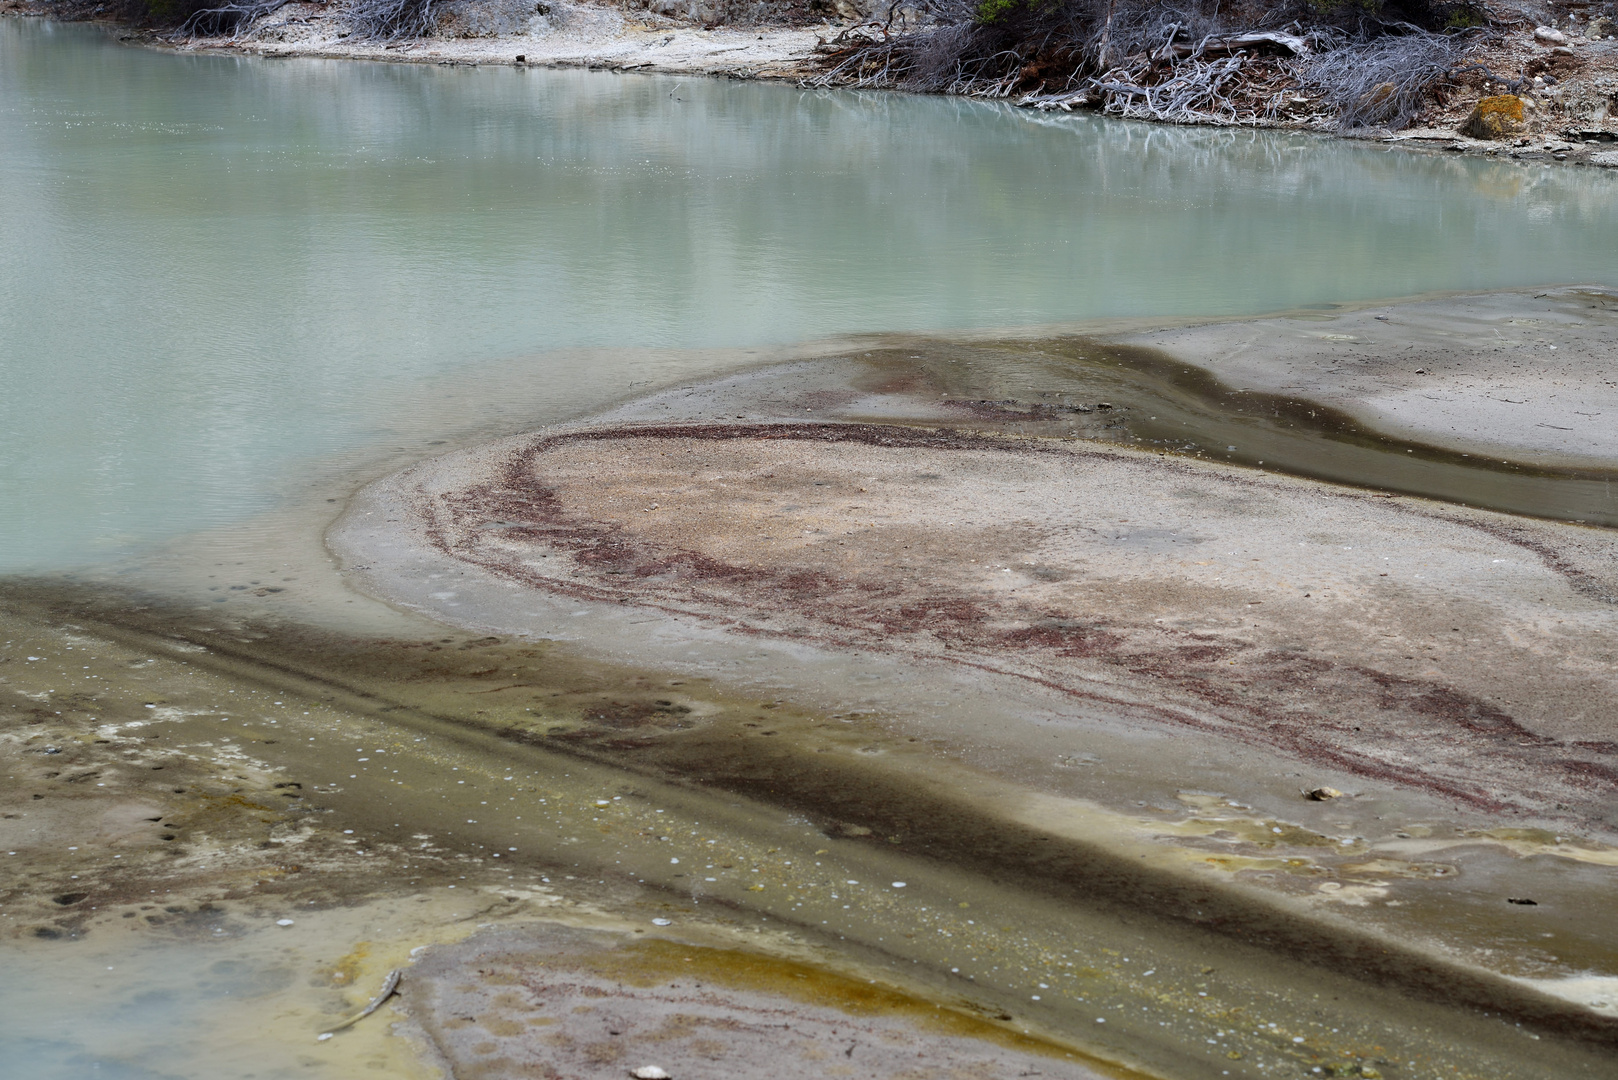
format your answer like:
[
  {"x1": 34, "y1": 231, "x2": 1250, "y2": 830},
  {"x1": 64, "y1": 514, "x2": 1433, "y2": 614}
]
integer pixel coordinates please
[{"x1": 4, "y1": 581, "x2": 1617, "y2": 1080}]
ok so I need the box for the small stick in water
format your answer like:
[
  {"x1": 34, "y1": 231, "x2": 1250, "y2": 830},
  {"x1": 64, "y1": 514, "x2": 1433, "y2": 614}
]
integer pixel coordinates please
[{"x1": 318, "y1": 968, "x2": 403, "y2": 1039}]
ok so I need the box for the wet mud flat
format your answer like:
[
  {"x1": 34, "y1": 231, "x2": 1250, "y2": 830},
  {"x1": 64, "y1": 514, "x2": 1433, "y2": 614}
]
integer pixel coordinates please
[
  {"x1": 318, "y1": 289, "x2": 1618, "y2": 1073},
  {"x1": 0, "y1": 589, "x2": 1117, "y2": 1079},
  {"x1": 404, "y1": 922, "x2": 1113, "y2": 1079},
  {"x1": 5, "y1": 581, "x2": 1618, "y2": 1080},
  {"x1": 1108, "y1": 287, "x2": 1618, "y2": 469},
  {"x1": 7, "y1": 288, "x2": 1618, "y2": 1078}
]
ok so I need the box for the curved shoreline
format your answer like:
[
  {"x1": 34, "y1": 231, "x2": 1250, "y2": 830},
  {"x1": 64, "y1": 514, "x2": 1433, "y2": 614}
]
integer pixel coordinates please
[
  {"x1": 332, "y1": 288, "x2": 1618, "y2": 838},
  {"x1": 328, "y1": 293, "x2": 1618, "y2": 1051},
  {"x1": 4, "y1": 290, "x2": 1617, "y2": 1076},
  {"x1": 10, "y1": 5, "x2": 1618, "y2": 168},
  {"x1": 1108, "y1": 286, "x2": 1618, "y2": 469},
  {"x1": 9, "y1": 2, "x2": 1618, "y2": 169},
  {"x1": 339, "y1": 415, "x2": 1618, "y2": 834}
]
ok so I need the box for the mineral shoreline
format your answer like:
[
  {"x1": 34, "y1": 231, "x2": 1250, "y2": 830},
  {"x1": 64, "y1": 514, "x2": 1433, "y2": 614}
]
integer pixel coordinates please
[
  {"x1": 1108, "y1": 286, "x2": 1618, "y2": 467},
  {"x1": 347, "y1": 417, "x2": 1618, "y2": 835},
  {"x1": 8, "y1": 291, "x2": 1618, "y2": 1077},
  {"x1": 7, "y1": 0, "x2": 1618, "y2": 167},
  {"x1": 327, "y1": 289, "x2": 1618, "y2": 1043},
  {"x1": 336, "y1": 288, "x2": 1618, "y2": 829}
]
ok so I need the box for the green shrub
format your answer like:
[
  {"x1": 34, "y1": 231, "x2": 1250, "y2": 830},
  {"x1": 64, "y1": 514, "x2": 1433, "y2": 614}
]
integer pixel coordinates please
[{"x1": 974, "y1": 0, "x2": 1020, "y2": 22}]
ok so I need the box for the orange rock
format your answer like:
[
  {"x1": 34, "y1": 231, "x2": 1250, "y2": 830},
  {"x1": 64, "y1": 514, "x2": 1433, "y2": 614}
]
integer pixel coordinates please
[{"x1": 1461, "y1": 95, "x2": 1526, "y2": 139}]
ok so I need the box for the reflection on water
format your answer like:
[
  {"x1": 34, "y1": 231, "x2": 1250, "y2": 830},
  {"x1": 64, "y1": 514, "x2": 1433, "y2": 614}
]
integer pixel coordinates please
[{"x1": 4, "y1": 18, "x2": 1618, "y2": 571}]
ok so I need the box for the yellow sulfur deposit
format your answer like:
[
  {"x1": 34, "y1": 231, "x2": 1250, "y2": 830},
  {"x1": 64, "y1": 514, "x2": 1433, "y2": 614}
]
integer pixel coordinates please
[{"x1": 1461, "y1": 94, "x2": 1526, "y2": 139}]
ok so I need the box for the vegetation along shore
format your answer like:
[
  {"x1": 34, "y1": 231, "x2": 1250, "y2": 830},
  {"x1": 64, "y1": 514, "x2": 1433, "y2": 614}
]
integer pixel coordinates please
[{"x1": 8, "y1": 0, "x2": 1618, "y2": 164}]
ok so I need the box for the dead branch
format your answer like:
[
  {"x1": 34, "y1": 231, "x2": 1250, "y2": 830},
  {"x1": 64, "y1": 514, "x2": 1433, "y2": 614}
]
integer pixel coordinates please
[
  {"x1": 342, "y1": 0, "x2": 440, "y2": 40},
  {"x1": 807, "y1": 0, "x2": 1488, "y2": 133},
  {"x1": 1294, "y1": 28, "x2": 1478, "y2": 130},
  {"x1": 1158, "y1": 30, "x2": 1312, "y2": 59},
  {"x1": 1090, "y1": 51, "x2": 1265, "y2": 124},
  {"x1": 174, "y1": 0, "x2": 292, "y2": 36}
]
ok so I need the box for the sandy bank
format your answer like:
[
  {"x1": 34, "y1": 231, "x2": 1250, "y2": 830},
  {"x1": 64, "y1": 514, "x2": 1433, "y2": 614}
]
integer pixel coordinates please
[
  {"x1": 334, "y1": 293, "x2": 1618, "y2": 851},
  {"x1": 1111, "y1": 286, "x2": 1618, "y2": 466},
  {"x1": 326, "y1": 290, "x2": 1618, "y2": 1043},
  {"x1": 149, "y1": 0, "x2": 827, "y2": 79},
  {"x1": 2, "y1": 592, "x2": 1144, "y2": 1077},
  {"x1": 346, "y1": 415, "x2": 1618, "y2": 834},
  {"x1": 403, "y1": 921, "x2": 1115, "y2": 1079},
  {"x1": 9, "y1": 290, "x2": 1618, "y2": 1073},
  {"x1": 65, "y1": 0, "x2": 1618, "y2": 167},
  {"x1": 22, "y1": 587, "x2": 1551, "y2": 1079}
]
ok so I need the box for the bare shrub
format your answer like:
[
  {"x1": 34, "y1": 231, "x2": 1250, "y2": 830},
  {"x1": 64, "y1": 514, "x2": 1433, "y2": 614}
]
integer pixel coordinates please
[
  {"x1": 1294, "y1": 26, "x2": 1478, "y2": 129},
  {"x1": 811, "y1": 0, "x2": 1486, "y2": 129},
  {"x1": 1092, "y1": 49, "x2": 1296, "y2": 124},
  {"x1": 173, "y1": 0, "x2": 291, "y2": 36},
  {"x1": 343, "y1": 0, "x2": 442, "y2": 39},
  {"x1": 810, "y1": 0, "x2": 1305, "y2": 98},
  {"x1": 808, "y1": 1, "x2": 1034, "y2": 95}
]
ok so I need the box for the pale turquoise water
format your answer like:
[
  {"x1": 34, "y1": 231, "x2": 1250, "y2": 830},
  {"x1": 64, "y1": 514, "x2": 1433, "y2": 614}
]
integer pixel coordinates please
[{"x1": 3, "y1": 18, "x2": 1617, "y2": 570}]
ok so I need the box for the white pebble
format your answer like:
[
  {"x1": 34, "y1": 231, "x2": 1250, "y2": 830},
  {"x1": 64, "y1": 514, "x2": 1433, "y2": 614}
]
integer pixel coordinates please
[
  {"x1": 276, "y1": 919, "x2": 295, "y2": 927},
  {"x1": 651, "y1": 918, "x2": 672, "y2": 926}
]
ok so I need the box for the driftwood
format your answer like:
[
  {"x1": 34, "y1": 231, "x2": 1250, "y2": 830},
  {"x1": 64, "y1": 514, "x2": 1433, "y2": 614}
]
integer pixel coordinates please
[
  {"x1": 318, "y1": 968, "x2": 403, "y2": 1037},
  {"x1": 1095, "y1": 0, "x2": 1118, "y2": 70},
  {"x1": 1086, "y1": 26, "x2": 1472, "y2": 128},
  {"x1": 1158, "y1": 30, "x2": 1311, "y2": 58},
  {"x1": 1092, "y1": 53, "x2": 1263, "y2": 123},
  {"x1": 1071, "y1": 25, "x2": 1318, "y2": 124}
]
